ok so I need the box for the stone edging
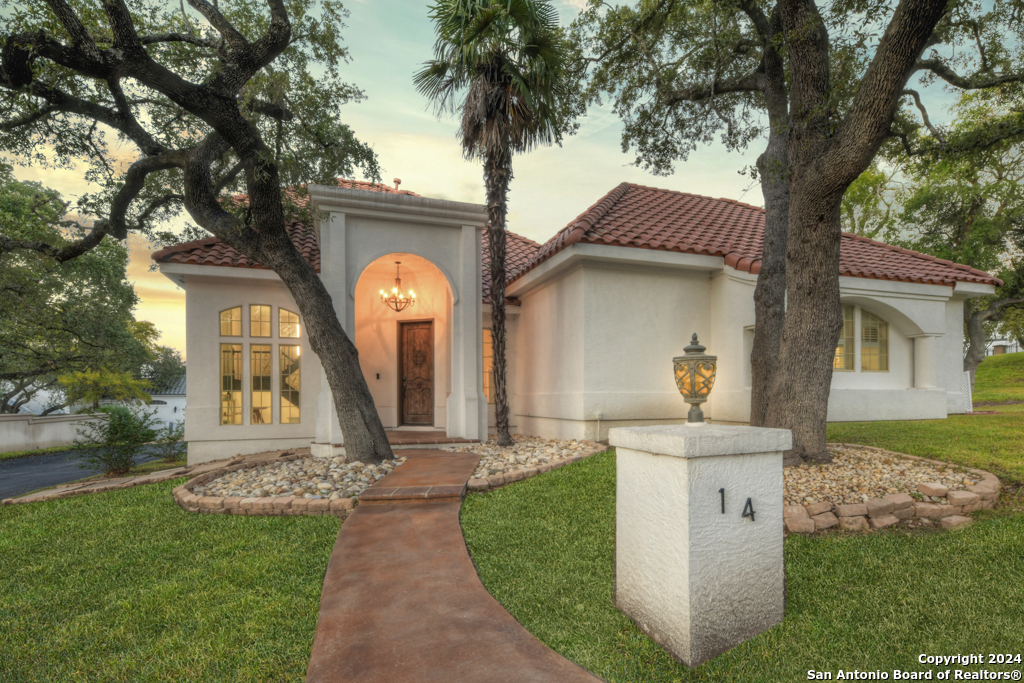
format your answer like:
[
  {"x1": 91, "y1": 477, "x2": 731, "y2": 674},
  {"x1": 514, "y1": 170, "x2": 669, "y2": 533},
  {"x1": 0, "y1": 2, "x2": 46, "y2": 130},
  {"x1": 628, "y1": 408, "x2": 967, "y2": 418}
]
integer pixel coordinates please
[
  {"x1": 172, "y1": 451, "x2": 353, "y2": 518},
  {"x1": 784, "y1": 443, "x2": 1002, "y2": 534},
  {"x1": 465, "y1": 441, "x2": 607, "y2": 492},
  {"x1": 173, "y1": 443, "x2": 610, "y2": 517}
]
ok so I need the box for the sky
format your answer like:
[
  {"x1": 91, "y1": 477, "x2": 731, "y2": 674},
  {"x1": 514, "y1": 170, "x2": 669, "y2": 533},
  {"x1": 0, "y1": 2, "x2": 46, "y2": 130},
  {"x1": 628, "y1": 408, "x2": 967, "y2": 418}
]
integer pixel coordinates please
[{"x1": 7, "y1": 0, "x2": 961, "y2": 359}]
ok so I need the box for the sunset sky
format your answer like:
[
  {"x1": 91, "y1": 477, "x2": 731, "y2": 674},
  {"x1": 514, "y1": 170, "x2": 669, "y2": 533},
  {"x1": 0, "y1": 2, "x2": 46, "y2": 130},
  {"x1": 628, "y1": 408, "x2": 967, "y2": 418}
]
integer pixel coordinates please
[{"x1": 10, "y1": 0, "x2": 956, "y2": 360}]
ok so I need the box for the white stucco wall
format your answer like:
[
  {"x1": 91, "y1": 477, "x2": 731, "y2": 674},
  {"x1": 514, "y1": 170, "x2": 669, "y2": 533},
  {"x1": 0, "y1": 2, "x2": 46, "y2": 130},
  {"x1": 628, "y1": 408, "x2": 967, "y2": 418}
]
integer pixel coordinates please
[
  {"x1": 0, "y1": 414, "x2": 103, "y2": 453},
  {"x1": 514, "y1": 255, "x2": 717, "y2": 440},
  {"x1": 178, "y1": 273, "x2": 320, "y2": 463},
  {"x1": 148, "y1": 395, "x2": 186, "y2": 429},
  {"x1": 509, "y1": 243, "x2": 990, "y2": 439}
]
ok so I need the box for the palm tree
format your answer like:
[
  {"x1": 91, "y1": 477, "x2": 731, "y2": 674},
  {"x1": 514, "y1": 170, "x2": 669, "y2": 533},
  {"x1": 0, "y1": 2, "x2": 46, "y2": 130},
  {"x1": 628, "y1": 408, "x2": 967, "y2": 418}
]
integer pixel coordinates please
[{"x1": 416, "y1": 0, "x2": 571, "y2": 446}]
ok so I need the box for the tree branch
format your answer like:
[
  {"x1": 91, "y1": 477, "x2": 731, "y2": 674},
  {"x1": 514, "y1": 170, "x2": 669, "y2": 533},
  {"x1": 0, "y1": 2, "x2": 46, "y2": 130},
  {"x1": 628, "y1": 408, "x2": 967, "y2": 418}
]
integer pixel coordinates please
[
  {"x1": 916, "y1": 58, "x2": 1024, "y2": 90},
  {"x1": 902, "y1": 88, "x2": 945, "y2": 144}
]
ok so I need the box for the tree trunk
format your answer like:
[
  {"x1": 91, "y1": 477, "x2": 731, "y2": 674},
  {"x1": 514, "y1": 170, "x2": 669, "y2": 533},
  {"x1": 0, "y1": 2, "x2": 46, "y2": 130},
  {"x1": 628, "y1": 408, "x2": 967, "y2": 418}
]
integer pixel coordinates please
[
  {"x1": 764, "y1": 0, "x2": 841, "y2": 465},
  {"x1": 749, "y1": 9, "x2": 790, "y2": 428},
  {"x1": 963, "y1": 305, "x2": 988, "y2": 391},
  {"x1": 765, "y1": 0, "x2": 947, "y2": 463},
  {"x1": 484, "y1": 149, "x2": 513, "y2": 447},
  {"x1": 254, "y1": 226, "x2": 395, "y2": 464}
]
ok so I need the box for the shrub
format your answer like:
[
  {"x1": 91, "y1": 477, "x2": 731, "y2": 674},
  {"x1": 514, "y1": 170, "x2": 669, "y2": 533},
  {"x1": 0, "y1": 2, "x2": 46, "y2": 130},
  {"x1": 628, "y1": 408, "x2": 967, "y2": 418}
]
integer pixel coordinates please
[
  {"x1": 74, "y1": 405, "x2": 158, "y2": 476},
  {"x1": 154, "y1": 421, "x2": 186, "y2": 462}
]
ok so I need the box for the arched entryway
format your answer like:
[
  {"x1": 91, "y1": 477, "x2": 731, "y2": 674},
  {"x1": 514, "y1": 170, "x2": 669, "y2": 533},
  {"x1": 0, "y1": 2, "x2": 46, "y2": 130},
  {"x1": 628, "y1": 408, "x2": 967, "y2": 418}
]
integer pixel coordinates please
[{"x1": 354, "y1": 254, "x2": 453, "y2": 429}]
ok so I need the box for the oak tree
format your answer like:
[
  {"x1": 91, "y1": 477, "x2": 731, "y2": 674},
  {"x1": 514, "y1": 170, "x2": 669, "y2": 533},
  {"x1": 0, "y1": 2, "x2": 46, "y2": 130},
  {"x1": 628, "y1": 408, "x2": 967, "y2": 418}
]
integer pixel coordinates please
[
  {"x1": 1, "y1": 0, "x2": 395, "y2": 461},
  {"x1": 574, "y1": 0, "x2": 1024, "y2": 462}
]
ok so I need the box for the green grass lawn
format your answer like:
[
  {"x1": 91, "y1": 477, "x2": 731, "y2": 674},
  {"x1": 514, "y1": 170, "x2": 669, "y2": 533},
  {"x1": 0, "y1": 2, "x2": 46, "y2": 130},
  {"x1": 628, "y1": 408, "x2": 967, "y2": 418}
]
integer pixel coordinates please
[
  {"x1": 825, "y1": 406, "x2": 1024, "y2": 484},
  {"x1": 461, "y1": 452, "x2": 1024, "y2": 683},
  {"x1": 0, "y1": 479, "x2": 338, "y2": 682},
  {"x1": 972, "y1": 352, "x2": 1024, "y2": 404}
]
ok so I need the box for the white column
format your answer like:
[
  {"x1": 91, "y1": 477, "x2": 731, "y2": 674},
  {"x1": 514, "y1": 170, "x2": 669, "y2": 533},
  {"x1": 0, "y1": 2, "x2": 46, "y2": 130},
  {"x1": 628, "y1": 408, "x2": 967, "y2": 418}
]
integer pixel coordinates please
[
  {"x1": 447, "y1": 225, "x2": 486, "y2": 441},
  {"x1": 313, "y1": 212, "x2": 347, "y2": 456},
  {"x1": 912, "y1": 334, "x2": 939, "y2": 389},
  {"x1": 609, "y1": 424, "x2": 790, "y2": 667}
]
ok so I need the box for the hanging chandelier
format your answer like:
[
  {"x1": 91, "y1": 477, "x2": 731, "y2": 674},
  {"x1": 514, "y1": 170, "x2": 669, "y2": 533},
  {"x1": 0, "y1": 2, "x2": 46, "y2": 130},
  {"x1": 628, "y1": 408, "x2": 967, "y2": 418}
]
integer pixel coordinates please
[{"x1": 380, "y1": 261, "x2": 416, "y2": 312}]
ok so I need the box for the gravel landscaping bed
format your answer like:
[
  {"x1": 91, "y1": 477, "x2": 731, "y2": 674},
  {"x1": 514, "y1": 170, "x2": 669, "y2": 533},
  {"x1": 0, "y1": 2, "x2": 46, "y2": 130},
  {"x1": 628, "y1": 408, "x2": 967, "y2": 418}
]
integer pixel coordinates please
[
  {"x1": 443, "y1": 435, "x2": 601, "y2": 480},
  {"x1": 784, "y1": 443, "x2": 980, "y2": 507},
  {"x1": 192, "y1": 453, "x2": 408, "y2": 501}
]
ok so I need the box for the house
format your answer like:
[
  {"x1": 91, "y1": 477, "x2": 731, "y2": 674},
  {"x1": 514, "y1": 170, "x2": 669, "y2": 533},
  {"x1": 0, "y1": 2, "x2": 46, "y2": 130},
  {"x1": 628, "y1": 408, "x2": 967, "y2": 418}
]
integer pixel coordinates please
[
  {"x1": 153, "y1": 181, "x2": 999, "y2": 464},
  {"x1": 148, "y1": 372, "x2": 186, "y2": 429}
]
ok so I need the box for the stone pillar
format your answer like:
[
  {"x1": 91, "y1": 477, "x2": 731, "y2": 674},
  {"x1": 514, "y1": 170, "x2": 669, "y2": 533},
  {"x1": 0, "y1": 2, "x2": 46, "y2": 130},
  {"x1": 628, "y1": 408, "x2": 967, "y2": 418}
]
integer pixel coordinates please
[
  {"x1": 609, "y1": 424, "x2": 791, "y2": 667},
  {"x1": 312, "y1": 212, "x2": 348, "y2": 457},
  {"x1": 911, "y1": 334, "x2": 939, "y2": 389}
]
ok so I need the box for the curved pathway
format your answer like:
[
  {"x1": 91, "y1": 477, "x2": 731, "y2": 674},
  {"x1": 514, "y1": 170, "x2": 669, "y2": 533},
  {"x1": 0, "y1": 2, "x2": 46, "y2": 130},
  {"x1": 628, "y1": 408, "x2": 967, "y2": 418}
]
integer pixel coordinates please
[{"x1": 305, "y1": 450, "x2": 602, "y2": 683}]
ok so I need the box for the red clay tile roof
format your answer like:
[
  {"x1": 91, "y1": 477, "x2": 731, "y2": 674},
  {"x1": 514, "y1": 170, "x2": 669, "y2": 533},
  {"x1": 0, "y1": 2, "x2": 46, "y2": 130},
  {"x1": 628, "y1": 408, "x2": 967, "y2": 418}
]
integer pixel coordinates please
[
  {"x1": 151, "y1": 222, "x2": 321, "y2": 271},
  {"x1": 151, "y1": 180, "x2": 417, "y2": 273},
  {"x1": 509, "y1": 182, "x2": 1001, "y2": 288},
  {"x1": 482, "y1": 231, "x2": 542, "y2": 305},
  {"x1": 151, "y1": 179, "x2": 542, "y2": 305}
]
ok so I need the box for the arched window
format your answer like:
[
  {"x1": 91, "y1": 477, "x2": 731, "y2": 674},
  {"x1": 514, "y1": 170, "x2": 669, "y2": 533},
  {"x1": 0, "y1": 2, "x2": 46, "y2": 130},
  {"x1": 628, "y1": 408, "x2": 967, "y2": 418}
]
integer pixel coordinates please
[
  {"x1": 861, "y1": 310, "x2": 889, "y2": 372},
  {"x1": 220, "y1": 307, "x2": 242, "y2": 336},
  {"x1": 280, "y1": 309, "x2": 301, "y2": 338}
]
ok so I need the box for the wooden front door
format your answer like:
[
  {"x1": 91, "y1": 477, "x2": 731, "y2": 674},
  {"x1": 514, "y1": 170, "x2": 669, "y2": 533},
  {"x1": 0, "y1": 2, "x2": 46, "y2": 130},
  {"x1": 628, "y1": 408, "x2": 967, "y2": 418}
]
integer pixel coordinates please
[{"x1": 399, "y1": 321, "x2": 434, "y2": 425}]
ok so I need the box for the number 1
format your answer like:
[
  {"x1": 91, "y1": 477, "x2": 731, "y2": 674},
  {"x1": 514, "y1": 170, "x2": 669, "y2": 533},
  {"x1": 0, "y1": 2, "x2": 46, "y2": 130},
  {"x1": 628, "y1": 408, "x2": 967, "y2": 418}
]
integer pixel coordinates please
[{"x1": 719, "y1": 488, "x2": 725, "y2": 514}]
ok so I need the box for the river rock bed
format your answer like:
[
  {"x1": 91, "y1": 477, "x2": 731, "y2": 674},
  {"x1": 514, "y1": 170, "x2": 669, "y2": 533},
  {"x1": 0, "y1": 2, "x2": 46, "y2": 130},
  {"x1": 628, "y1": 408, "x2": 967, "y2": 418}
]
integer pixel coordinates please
[
  {"x1": 784, "y1": 444, "x2": 979, "y2": 507},
  {"x1": 191, "y1": 455, "x2": 407, "y2": 500},
  {"x1": 443, "y1": 435, "x2": 601, "y2": 480}
]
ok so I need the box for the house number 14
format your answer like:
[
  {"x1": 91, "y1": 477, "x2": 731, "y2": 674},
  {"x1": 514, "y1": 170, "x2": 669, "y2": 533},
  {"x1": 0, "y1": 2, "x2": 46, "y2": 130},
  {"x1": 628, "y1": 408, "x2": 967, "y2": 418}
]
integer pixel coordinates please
[{"x1": 718, "y1": 488, "x2": 756, "y2": 522}]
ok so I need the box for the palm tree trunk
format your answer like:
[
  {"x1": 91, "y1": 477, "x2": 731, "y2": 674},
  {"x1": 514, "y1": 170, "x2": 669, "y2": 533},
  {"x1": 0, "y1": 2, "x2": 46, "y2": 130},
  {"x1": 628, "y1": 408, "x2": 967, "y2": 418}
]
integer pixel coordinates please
[{"x1": 484, "y1": 148, "x2": 513, "y2": 447}]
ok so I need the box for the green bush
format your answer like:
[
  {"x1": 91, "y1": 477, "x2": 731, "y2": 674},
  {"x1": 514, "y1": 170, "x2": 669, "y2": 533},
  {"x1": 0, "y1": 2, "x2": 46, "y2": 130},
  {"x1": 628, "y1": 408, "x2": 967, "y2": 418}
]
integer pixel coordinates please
[
  {"x1": 154, "y1": 421, "x2": 186, "y2": 462},
  {"x1": 74, "y1": 405, "x2": 158, "y2": 476}
]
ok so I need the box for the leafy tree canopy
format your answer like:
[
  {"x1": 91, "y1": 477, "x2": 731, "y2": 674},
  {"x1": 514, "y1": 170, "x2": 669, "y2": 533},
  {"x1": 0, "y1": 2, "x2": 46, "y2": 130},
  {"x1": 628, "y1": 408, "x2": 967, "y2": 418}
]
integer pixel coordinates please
[
  {"x1": 571, "y1": 0, "x2": 1024, "y2": 178},
  {"x1": 1, "y1": 0, "x2": 379, "y2": 247},
  {"x1": 0, "y1": 162, "x2": 151, "y2": 412}
]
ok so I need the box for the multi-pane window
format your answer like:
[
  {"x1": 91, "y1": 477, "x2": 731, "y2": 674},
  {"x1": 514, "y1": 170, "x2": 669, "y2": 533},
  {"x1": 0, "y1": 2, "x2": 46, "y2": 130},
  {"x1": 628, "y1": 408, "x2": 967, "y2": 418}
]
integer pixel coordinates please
[
  {"x1": 861, "y1": 311, "x2": 889, "y2": 372},
  {"x1": 251, "y1": 344, "x2": 272, "y2": 424},
  {"x1": 280, "y1": 345, "x2": 301, "y2": 424},
  {"x1": 220, "y1": 344, "x2": 242, "y2": 425},
  {"x1": 280, "y1": 309, "x2": 300, "y2": 338},
  {"x1": 482, "y1": 328, "x2": 495, "y2": 404},
  {"x1": 220, "y1": 307, "x2": 242, "y2": 336},
  {"x1": 833, "y1": 305, "x2": 855, "y2": 371},
  {"x1": 250, "y1": 304, "x2": 272, "y2": 337}
]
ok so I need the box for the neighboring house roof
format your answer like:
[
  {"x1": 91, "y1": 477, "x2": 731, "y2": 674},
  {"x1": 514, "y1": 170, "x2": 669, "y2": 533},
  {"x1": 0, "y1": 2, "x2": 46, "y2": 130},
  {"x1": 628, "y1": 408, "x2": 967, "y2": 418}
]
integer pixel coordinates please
[
  {"x1": 151, "y1": 180, "x2": 542, "y2": 305},
  {"x1": 509, "y1": 182, "x2": 1002, "y2": 288},
  {"x1": 150, "y1": 372, "x2": 186, "y2": 396}
]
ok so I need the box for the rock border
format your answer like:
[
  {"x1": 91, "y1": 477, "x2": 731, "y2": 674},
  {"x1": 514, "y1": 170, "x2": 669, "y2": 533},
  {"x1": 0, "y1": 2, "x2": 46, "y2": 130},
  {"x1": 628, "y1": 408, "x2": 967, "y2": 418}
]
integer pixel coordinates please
[
  {"x1": 464, "y1": 441, "x2": 607, "y2": 492},
  {"x1": 784, "y1": 443, "x2": 1002, "y2": 534},
  {"x1": 172, "y1": 451, "x2": 354, "y2": 519},
  {"x1": 173, "y1": 442, "x2": 610, "y2": 518}
]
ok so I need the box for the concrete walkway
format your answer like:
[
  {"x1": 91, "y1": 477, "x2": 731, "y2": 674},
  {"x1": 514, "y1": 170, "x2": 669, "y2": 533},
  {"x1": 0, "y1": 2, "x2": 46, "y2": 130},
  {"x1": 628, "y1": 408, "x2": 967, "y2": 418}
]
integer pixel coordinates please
[{"x1": 305, "y1": 450, "x2": 602, "y2": 683}]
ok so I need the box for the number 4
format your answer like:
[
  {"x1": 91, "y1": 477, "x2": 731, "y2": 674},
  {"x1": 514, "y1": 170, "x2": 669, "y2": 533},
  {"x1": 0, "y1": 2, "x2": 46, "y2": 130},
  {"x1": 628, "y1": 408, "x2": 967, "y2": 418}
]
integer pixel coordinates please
[{"x1": 742, "y1": 498, "x2": 756, "y2": 522}]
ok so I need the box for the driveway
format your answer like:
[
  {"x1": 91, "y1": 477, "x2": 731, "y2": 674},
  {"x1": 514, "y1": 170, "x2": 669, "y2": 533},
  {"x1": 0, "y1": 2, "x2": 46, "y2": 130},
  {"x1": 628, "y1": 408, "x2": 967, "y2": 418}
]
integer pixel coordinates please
[{"x1": 0, "y1": 447, "x2": 162, "y2": 500}]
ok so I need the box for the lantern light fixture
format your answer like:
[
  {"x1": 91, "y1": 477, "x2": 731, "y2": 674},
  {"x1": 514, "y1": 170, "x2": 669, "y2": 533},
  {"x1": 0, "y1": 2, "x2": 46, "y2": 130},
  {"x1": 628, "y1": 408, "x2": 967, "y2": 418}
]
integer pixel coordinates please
[
  {"x1": 673, "y1": 333, "x2": 717, "y2": 425},
  {"x1": 380, "y1": 261, "x2": 416, "y2": 312}
]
